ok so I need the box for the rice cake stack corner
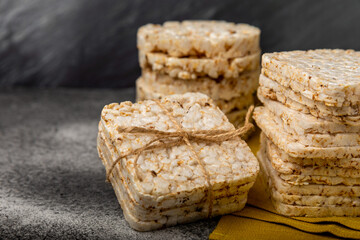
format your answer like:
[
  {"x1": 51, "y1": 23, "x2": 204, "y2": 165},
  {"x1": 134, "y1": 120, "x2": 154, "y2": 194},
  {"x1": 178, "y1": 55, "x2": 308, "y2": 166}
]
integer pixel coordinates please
[
  {"x1": 97, "y1": 93, "x2": 259, "y2": 231},
  {"x1": 253, "y1": 49, "x2": 360, "y2": 217},
  {"x1": 136, "y1": 20, "x2": 261, "y2": 126}
]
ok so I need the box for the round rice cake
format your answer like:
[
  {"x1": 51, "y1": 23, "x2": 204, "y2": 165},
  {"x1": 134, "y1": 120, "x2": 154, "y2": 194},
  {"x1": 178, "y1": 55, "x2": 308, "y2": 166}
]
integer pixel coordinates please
[
  {"x1": 137, "y1": 20, "x2": 260, "y2": 59},
  {"x1": 141, "y1": 69, "x2": 259, "y2": 101},
  {"x1": 139, "y1": 51, "x2": 260, "y2": 80}
]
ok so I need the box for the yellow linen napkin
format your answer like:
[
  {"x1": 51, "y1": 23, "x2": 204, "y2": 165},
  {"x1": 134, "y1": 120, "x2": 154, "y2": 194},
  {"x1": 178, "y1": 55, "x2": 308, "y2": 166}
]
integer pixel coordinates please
[{"x1": 210, "y1": 131, "x2": 360, "y2": 240}]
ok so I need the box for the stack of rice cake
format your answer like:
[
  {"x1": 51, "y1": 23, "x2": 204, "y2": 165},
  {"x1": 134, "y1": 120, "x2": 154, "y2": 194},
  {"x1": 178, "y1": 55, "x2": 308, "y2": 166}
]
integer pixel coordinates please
[
  {"x1": 253, "y1": 49, "x2": 360, "y2": 217},
  {"x1": 97, "y1": 93, "x2": 259, "y2": 231},
  {"x1": 136, "y1": 20, "x2": 261, "y2": 126}
]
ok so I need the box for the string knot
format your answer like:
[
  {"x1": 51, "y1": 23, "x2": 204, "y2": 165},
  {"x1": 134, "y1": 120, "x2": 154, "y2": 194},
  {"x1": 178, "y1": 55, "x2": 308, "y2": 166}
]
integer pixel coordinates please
[{"x1": 181, "y1": 131, "x2": 190, "y2": 140}]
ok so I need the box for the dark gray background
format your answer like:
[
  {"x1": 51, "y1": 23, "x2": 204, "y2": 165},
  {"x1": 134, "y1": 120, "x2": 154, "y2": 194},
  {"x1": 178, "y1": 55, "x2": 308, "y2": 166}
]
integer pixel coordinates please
[{"x1": 1, "y1": 0, "x2": 359, "y2": 88}]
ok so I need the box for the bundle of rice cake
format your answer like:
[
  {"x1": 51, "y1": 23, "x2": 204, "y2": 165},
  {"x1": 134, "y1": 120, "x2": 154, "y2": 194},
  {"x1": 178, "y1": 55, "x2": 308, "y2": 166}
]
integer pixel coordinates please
[
  {"x1": 97, "y1": 93, "x2": 259, "y2": 231},
  {"x1": 253, "y1": 49, "x2": 360, "y2": 217},
  {"x1": 136, "y1": 20, "x2": 261, "y2": 126}
]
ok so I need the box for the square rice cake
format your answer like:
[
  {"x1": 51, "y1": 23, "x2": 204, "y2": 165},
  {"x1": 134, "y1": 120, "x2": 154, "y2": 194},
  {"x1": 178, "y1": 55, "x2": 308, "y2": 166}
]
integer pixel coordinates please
[
  {"x1": 263, "y1": 137, "x2": 360, "y2": 186},
  {"x1": 259, "y1": 73, "x2": 360, "y2": 117},
  {"x1": 258, "y1": 171, "x2": 360, "y2": 208},
  {"x1": 258, "y1": 145, "x2": 360, "y2": 216},
  {"x1": 262, "y1": 49, "x2": 360, "y2": 107},
  {"x1": 253, "y1": 106, "x2": 360, "y2": 158},
  {"x1": 266, "y1": 138, "x2": 360, "y2": 178},
  {"x1": 259, "y1": 172, "x2": 360, "y2": 217},
  {"x1": 258, "y1": 87, "x2": 360, "y2": 126},
  {"x1": 258, "y1": 93, "x2": 360, "y2": 135},
  {"x1": 265, "y1": 137, "x2": 360, "y2": 170},
  {"x1": 257, "y1": 132, "x2": 360, "y2": 197},
  {"x1": 137, "y1": 20, "x2": 260, "y2": 59},
  {"x1": 257, "y1": 105, "x2": 360, "y2": 148},
  {"x1": 98, "y1": 93, "x2": 259, "y2": 213},
  {"x1": 257, "y1": 137, "x2": 360, "y2": 214}
]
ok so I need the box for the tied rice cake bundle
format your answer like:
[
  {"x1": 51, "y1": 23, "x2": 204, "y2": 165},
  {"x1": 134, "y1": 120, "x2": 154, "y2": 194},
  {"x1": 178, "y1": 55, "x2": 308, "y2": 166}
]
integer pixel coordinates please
[
  {"x1": 97, "y1": 93, "x2": 259, "y2": 231},
  {"x1": 253, "y1": 49, "x2": 360, "y2": 217},
  {"x1": 98, "y1": 132, "x2": 250, "y2": 227},
  {"x1": 136, "y1": 20, "x2": 261, "y2": 127}
]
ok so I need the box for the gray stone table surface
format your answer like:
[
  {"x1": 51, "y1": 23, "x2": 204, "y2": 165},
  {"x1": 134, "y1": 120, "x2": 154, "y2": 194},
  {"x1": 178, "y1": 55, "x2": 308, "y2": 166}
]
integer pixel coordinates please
[{"x1": 0, "y1": 89, "x2": 219, "y2": 240}]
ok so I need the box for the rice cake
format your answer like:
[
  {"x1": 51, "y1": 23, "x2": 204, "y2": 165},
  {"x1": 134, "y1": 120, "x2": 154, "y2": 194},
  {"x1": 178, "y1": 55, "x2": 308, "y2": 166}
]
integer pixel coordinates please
[
  {"x1": 266, "y1": 138, "x2": 360, "y2": 170},
  {"x1": 98, "y1": 132, "x2": 251, "y2": 222},
  {"x1": 115, "y1": 177, "x2": 247, "y2": 231},
  {"x1": 99, "y1": 93, "x2": 259, "y2": 211},
  {"x1": 258, "y1": 87, "x2": 360, "y2": 125},
  {"x1": 258, "y1": 94, "x2": 360, "y2": 135},
  {"x1": 257, "y1": 135, "x2": 360, "y2": 197},
  {"x1": 259, "y1": 73, "x2": 360, "y2": 116},
  {"x1": 254, "y1": 107, "x2": 360, "y2": 153},
  {"x1": 137, "y1": 20, "x2": 260, "y2": 59},
  {"x1": 136, "y1": 77, "x2": 254, "y2": 114},
  {"x1": 266, "y1": 139, "x2": 360, "y2": 178},
  {"x1": 258, "y1": 170, "x2": 360, "y2": 208},
  {"x1": 271, "y1": 198, "x2": 360, "y2": 217},
  {"x1": 253, "y1": 106, "x2": 360, "y2": 158},
  {"x1": 139, "y1": 51, "x2": 260, "y2": 80},
  {"x1": 279, "y1": 174, "x2": 360, "y2": 186},
  {"x1": 261, "y1": 106, "x2": 360, "y2": 148},
  {"x1": 141, "y1": 69, "x2": 259, "y2": 101},
  {"x1": 262, "y1": 49, "x2": 360, "y2": 107},
  {"x1": 262, "y1": 134, "x2": 360, "y2": 186}
]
